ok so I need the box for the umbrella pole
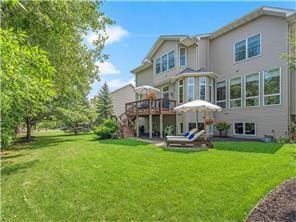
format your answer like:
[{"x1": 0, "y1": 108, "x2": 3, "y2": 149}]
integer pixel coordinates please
[{"x1": 204, "y1": 111, "x2": 208, "y2": 140}]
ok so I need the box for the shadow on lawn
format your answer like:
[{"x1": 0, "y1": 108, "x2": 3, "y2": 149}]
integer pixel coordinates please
[
  {"x1": 92, "y1": 138, "x2": 149, "y2": 147},
  {"x1": 11, "y1": 136, "x2": 78, "y2": 151},
  {"x1": 1, "y1": 160, "x2": 39, "y2": 176},
  {"x1": 214, "y1": 141, "x2": 284, "y2": 154}
]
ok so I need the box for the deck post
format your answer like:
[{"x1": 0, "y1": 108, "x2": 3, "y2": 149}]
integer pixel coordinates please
[
  {"x1": 136, "y1": 115, "x2": 139, "y2": 138},
  {"x1": 160, "y1": 114, "x2": 163, "y2": 138},
  {"x1": 149, "y1": 114, "x2": 152, "y2": 139}
]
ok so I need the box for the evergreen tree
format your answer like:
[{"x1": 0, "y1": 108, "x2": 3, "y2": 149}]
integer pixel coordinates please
[{"x1": 96, "y1": 83, "x2": 114, "y2": 124}]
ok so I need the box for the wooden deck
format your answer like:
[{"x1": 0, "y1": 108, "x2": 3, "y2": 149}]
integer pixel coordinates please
[{"x1": 125, "y1": 98, "x2": 176, "y2": 116}]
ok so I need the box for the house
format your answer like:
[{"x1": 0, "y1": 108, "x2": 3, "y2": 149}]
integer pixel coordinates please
[
  {"x1": 126, "y1": 6, "x2": 295, "y2": 139},
  {"x1": 111, "y1": 83, "x2": 135, "y2": 117}
]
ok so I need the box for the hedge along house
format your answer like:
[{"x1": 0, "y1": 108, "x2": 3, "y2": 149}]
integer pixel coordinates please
[{"x1": 126, "y1": 6, "x2": 295, "y2": 139}]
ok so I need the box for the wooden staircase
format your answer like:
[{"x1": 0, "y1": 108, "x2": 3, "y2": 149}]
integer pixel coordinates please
[{"x1": 116, "y1": 112, "x2": 136, "y2": 138}]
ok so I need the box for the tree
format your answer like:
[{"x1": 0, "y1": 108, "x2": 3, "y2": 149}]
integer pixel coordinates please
[
  {"x1": 1, "y1": 0, "x2": 112, "y2": 137},
  {"x1": 281, "y1": 31, "x2": 296, "y2": 71},
  {"x1": 1, "y1": 29, "x2": 55, "y2": 144},
  {"x1": 57, "y1": 105, "x2": 96, "y2": 135},
  {"x1": 96, "y1": 83, "x2": 114, "y2": 124}
]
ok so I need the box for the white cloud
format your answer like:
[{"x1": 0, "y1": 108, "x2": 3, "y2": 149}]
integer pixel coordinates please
[
  {"x1": 96, "y1": 61, "x2": 120, "y2": 76},
  {"x1": 86, "y1": 25, "x2": 129, "y2": 46}
]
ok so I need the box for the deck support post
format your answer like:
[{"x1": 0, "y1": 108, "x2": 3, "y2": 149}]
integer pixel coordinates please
[
  {"x1": 149, "y1": 114, "x2": 152, "y2": 139},
  {"x1": 136, "y1": 115, "x2": 139, "y2": 138},
  {"x1": 160, "y1": 114, "x2": 163, "y2": 138}
]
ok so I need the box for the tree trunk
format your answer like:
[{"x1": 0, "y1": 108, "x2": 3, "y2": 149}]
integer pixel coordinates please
[{"x1": 26, "y1": 117, "x2": 32, "y2": 140}]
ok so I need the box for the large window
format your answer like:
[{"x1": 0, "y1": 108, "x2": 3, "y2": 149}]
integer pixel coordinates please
[
  {"x1": 161, "y1": 54, "x2": 168, "y2": 72},
  {"x1": 229, "y1": 77, "x2": 242, "y2": 108},
  {"x1": 155, "y1": 51, "x2": 175, "y2": 75},
  {"x1": 264, "y1": 68, "x2": 281, "y2": 106},
  {"x1": 245, "y1": 73, "x2": 260, "y2": 107},
  {"x1": 187, "y1": 77, "x2": 194, "y2": 102},
  {"x1": 155, "y1": 58, "x2": 161, "y2": 74},
  {"x1": 199, "y1": 77, "x2": 206, "y2": 100},
  {"x1": 168, "y1": 51, "x2": 175, "y2": 69},
  {"x1": 178, "y1": 79, "x2": 184, "y2": 104},
  {"x1": 216, "y1": 81, "x2": 226, "y2": 108},
  {"x1": 235, "y1": 40, "x2": 246, "y2": 62},
  {"x1": 233, "y1": 123, "x2": 256, "y2": 136},
  {"x1": 162, "y1": 85, "x2": 169, "y2": 99},
  {"x1": 234, "y1": 33, "x2": 261, "y2": 63},
  {"x1": 179, "y1": 48, "x2": 186, "y2": 66},
  {"x1": 248, "y1": 34, "x2": 261, "y2": 58},
  {"x1": 209, "y1": 78, "x2": 213, "y2": 103}
]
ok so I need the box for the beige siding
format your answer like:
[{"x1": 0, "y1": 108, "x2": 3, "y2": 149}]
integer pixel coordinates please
[
  {"x1": 210, "y1": 15, "x2": 289, "y2": 138},
  {"x1": 111, "y1": 85, "x2": 135, "y2": 117},
  {"x1": 197, "y1": 38, "x2": 210, "y2": 69},
  {"x1": 136, "y1": 66, "x2": 154, "y2": 86}
]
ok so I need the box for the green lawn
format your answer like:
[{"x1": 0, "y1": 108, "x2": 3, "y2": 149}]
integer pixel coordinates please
[{"x1": 1, "y1": 131, "x2": 295, "y2": 221}]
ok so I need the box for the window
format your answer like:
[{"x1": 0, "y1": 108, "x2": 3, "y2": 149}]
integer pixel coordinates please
[
  {"x1": 161, "y1": 54, "x2": 168, "y2": 72},
  {"x1": 229, "y1": 77, "x2": 242, "y2": 108},
  {"x1": 168, "y1": 51, "x2": 175, "y2": 69},
  {"x1": 178, "y1": 122, "x2": 184, "y2": 134},
  {"x1": 179, "y1": 48, "x2": 186, "y2": 66},
  {"x1": 155, "y1": 58, "x2": 161, "y2": 74},
  {"x1": 245, "y1": 73, "x2": 259, "y2": 107},
  {"x1": 264, "y1": 68, "x2": 281, "y2": 106},
  {"x1": 234, "y1": 33, "x2": 261, "y2": 63},
  {"x1": 178, "y1": 79, "x2": 184, "y2": 104},
  {"x1": 188, "y1": 122, "x2": 197, "y2": 131},
  {"x1": 187, "y1": 77, "x2": 194, "y2": 102},
  {"x1": 209, "y1": 78, "x2": 213, "y2": 103},
  {"x1": 235, "y1": 40, "x2": 246, "y2": 62},
  {"x1": 197, "y1": 122, "x2": 204, "y2": 131},
  {"x1": 199, "y1": 77, "x2": 206, "y2": 100},
  {"x1": 233, "y1": 123, "x2": 256, "y2": 136},
  {"x1": 216, "y1": 81, "x2": 226, "y2": 108},
  {"x1": 248, "y1": 34, "x2": 260, "y2": 58}
]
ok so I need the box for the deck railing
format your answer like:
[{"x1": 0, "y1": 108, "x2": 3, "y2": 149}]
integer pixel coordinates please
[{"x1": 125, "y1": 98, "x2": 176, "y2": 115}]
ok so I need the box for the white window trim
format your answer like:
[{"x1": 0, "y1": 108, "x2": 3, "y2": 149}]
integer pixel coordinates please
[
  {"x1": 244, "y1": 72, "x2": 260, "y2": 108},
  {"x1": 179, "y1": 47, "x2": 187, "y2": 67},
  {"x1": 229, "y1": 77, "x2": 242, "y2": 109},
  {"x1": 154, "y1": 50, "x2": 176, "y2": 75},
  {"x1": 233, "y1": 33, "x2": 262, "y2": 64},
  {"x1": 187, "y1": 77, "x2": 195, "y2": 102},
  {"x1": 199, "y1": 76, "x2": 207, "y2": 100},
  {"x1": 215, "y1": 80, "x2": 227, "y2": 108},
  {"x1": 178, "y1": 122, "x2": 184, "y2": 134},
  {"x1": 263, "y1": 67, "x2": 282, "y2": 107},
  {"x1": 177, "y1": 79, "x2": 184, "y2": 104},
  {"x1": 233, "y1": 122, "x2": 256, "y2": 136}
]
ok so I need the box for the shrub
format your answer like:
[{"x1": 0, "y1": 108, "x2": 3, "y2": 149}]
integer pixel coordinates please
[
  {"x1": 215, "y1": 121, "x2": 231, "y2": 137},
  {"x1": 94, "y1": 119, "x2": 119, "y2": 139}
]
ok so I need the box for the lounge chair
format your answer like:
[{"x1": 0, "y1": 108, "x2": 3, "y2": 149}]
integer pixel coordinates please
[
  {"x1": 166, "y1": 128, "x2": 198, "y2": 139},
  {"x1": 165, "y1": 130, "x2": 214, "y2": 148}
]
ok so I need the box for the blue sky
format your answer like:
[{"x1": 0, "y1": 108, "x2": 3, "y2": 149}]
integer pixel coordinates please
[{"x1": 86, "y1": 1, "x2": 295, "y2": 98}]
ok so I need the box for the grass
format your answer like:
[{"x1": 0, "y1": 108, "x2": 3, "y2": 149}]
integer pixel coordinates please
[{"x1": 1, "y1": 131, "x2": 295, "y2": 221}]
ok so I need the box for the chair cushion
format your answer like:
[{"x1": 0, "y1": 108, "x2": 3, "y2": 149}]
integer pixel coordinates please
[
  {"x1": 188, "y1": 133, "x2": 195, "y2": 141},
  {"x1": 183, "y1": 131, "x2": 190, "y2": 137}
]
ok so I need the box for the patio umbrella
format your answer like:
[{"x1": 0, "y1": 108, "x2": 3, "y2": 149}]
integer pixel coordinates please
[
  {"x1": 174, "y1": 99, "x2": 222, "y2": 139},
  {"x1": 134, "y1": 85, "x2": 160, "y2": 97}
]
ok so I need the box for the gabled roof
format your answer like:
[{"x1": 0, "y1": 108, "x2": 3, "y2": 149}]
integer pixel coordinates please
[
  {"x1": 110, "y1": 83, "x2": 134, "y2": 95},
  {"x1": 131, "y1": 35, "x2": 198, "y2": 74},
  {"x1": 210, "y1": 6, "x2": 295, "y2": 39}
]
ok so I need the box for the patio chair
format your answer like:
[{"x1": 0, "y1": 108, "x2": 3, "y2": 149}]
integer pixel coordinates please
[
  {"x1": 166, "y1": 128, "x2": 198, "y2": 139},
  {"x1": 165, "y1": 130, "x2": 214, "y2": 148}
]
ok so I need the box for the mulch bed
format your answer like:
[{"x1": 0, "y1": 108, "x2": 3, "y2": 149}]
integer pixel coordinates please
[{"x1": 246, "y1": 178, "x2": 296, "y2": 222}]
